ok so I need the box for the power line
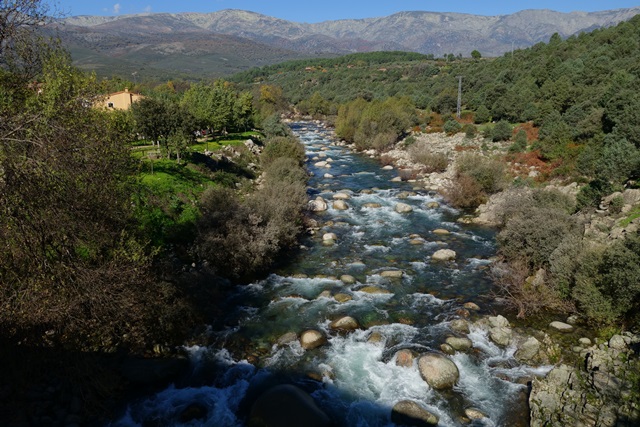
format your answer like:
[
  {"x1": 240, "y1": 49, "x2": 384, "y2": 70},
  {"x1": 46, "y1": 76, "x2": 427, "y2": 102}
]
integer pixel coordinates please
[{"x1": 456, "y1": 75, "x2": 463, "y2": 118}]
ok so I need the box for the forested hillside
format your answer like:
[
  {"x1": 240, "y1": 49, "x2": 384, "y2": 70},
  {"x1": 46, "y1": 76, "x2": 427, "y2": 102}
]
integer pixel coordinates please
[{"x1": 233, "y1": 16, "x2": 640, "y2": 184}]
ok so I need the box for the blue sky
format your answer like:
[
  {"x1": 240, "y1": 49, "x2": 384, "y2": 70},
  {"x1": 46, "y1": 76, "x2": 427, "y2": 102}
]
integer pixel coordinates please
[{"x1": 54, "y1": 1, "x2": 640, "y2": 22}]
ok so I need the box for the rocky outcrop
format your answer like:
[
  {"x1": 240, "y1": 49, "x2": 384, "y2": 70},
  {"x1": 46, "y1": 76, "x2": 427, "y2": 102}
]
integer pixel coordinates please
[{"x1": 530, "y1": 333, "x2": 640, "y2": 427}]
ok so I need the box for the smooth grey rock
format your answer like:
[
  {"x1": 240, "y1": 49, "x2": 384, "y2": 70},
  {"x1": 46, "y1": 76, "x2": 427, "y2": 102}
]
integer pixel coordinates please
[
  {"x1": 309, "y1": 196, "x2": 328, "y2": 212},
  {"x1": 418, "y1": 353, "x2": 460, "y2": 390},
  {"x1": 490, "y1": 327, "x2": 512, "y2": 347},
  {"x1": 381, "y1": 270, "x2": 404, "y2": 279},
  {"x1": 449, "y1": 319, "x2": 470, "y2": 334},
  {"x1": 465, "y1": 408, "x2": 487, "y2": 420},
  {"x1": 432, "y1": 228, "x2": 450, "y2": 235},
  {"x1": 395, "y1": 202, "x2": 413, "y2": 213},
  {"x1": 329, "y1": 316, "x2": 359, "y2": 332},
  {"x1": 340, "y1": 274, "x2": 356, "y2": 284},
  {"x1": 515, "y1": 336, "x2": 541, "y2": 362},
  {"x1": 445, "y1": 337, "x2": 473, "y2": 352},
  {"x1": 333, "y1": 192, "x2": 351, "y2": 200},
  {"x1": 609, "y1": 335, "x2": 626, "y2": 350},
  {"x1": 432, "y1": 249, "x2": 456, "y2": 261},
  {"x1": 300, "y1": 330, "x2": 327, "y2": 350},
  {"x1": 489, "y1": 315, "x2": 510, "y2": 328},
  {"x1": 333, "y1": 200, "x2": 349, "y2": 210},
  {"x1": 549, "y1": 321, "x2": 574, "y2": 332},
  {"x1": 334, "y1": 293, "x2": 352, "y2": 303}
]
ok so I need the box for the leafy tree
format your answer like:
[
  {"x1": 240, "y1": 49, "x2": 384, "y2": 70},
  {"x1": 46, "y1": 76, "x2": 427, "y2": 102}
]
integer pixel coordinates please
[
  {"x1": 131, "y1": 97, "x2": 168, "y2": 144},
  {"x1": 181, "y1": 80, "x2": 241, "y2": 133},
  {"x1": 132, "y1": 97, "x2": 196, "y2": 159},
  {"x1": 474, "y1": 105, "x2": 491, "y2": 124},
  {"x1": 471, "y1": 50, "x2": 482, "y2": 59},
  {"x1": 491, "y1": 120, "x2": 512, "y2": 142}
]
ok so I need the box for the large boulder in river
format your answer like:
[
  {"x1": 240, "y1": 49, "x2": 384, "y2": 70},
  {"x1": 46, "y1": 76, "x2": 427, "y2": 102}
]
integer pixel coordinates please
[
  {"x1": 445, "y1": 336, "x2": 473, "y2": 352},
  {"x1": 329, "y1": 316, "x2": 359, "y2": 332},
  {"x1": 418, "y1": 353, "x2": 459, "y2": 390},
  {"x1": 333, "y1": 200, "x2": 349, "y2": 210},
  {"x1": 249, "y1": 384, "x2": 331, "y2": 427},
  {"x1": 431, "y1": 249, "x2": 456, "y2": 261},
  {"x1": 300, "y1": 330, "x2": 327, "y2": 350},
  {"x1": 395, "y1": 203, "x2": 413, "y2": 213},
  {"x1": 381, "y1": 270, "x2": 404, "y2": 279},
  {"x1": 309, "y1": 197, "x2": 328, "y2": 212},
  {"x1": 391, "y1": 400, "x2": 439, "y2": 427}
]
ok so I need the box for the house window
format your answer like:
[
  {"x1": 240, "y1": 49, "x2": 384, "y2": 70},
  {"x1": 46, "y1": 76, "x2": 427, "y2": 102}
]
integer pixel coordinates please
[{"x1": 108, "y1": 102, "x2": 114, "y2": 108}]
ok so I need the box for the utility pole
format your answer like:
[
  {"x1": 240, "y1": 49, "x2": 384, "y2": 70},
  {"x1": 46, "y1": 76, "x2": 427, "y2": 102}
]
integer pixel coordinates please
[{"x1": 456, "y1": 75, "x2": 463, "y2": 118}]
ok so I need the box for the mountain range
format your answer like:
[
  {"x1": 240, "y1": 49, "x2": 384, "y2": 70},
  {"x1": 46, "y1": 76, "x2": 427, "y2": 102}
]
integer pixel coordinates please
[{"x1": 55, "y1": 7, "x2": 640, "y2": 79}]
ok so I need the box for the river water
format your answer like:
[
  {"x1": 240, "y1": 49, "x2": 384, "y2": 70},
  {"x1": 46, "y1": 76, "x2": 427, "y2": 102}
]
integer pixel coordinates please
[{"x1": 113, "y1": 122, "x2": 546, "y2": 426}]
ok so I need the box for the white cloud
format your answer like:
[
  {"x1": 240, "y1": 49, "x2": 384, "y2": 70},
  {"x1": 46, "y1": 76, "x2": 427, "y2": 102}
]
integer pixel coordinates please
[
  {"x1": 144, "y1": 5, "x2": 152, "y2": 13},
  {"x1": 113, "y1": 3, "x2": 121, "y2": 14}
]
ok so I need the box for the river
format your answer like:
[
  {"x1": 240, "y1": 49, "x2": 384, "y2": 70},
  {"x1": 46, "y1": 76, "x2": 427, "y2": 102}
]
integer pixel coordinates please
[{"x1": 112, "y1": 122, "x2": 546, "y2": 426}]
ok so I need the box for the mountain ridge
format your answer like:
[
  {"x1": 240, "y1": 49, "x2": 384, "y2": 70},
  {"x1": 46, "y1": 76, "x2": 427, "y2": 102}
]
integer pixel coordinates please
[{"x1": 56, "y1": 7, "x2": 640, "y2": 78}]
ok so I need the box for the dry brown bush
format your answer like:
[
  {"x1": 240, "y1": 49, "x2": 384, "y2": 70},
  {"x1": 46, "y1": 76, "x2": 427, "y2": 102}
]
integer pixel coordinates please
[
  {"x1": 490, "y1": 261, "x2": 575, "y2": 318},
  {"x1": 444, "y1": 173, "x2": 487, "y2": 209},
  {"x1": 409, "y1": 143, "x2": 449, "y2": 173},
  {"x1": 398, "y1": 169, "x2": 419, "y2": 181}
]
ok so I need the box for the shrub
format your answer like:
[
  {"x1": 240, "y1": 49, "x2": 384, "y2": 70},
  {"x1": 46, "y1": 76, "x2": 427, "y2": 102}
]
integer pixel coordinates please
[
  {"x1": 398, "y1": 169, "x2": 419, "y2": 181},
  {"x1": 262, "y1": 114, "x2": 291, "y2": 137},
  {"x1": 497, "y1": 207, "x2": 580, "y2": 269},
  {"x1": 463, "y1": 124, "x2": 477, "y2": 139},
  {"x1": 608, "y1": 195, "x2": 624, "y2": 214},
  {"x1": 456, "y1": 153, "x2": 507, "y2": 194},
  {"x1": 490, "y1": 261, "x2": 574, "y2": 318},
  {"x1": 404, "y1": 135, "x2": 417, "y2": 146},
  {"x1": 444, "y1": 173, "x2": 487, "y2": 209},
  {"x1": 261, "y1": 136, "x2": 306, "y2": 167},
  {"x1": 443, "y1": 118, "x2": 462, "y2": 135},
  {"x1": 576, "y1": 179, "x2": 617, "y2": 210},
  {"x1": 264, "y1": 156, "x2": 309, "y2": 185},
  {"x1": 196, "y1": 142, "x2": 308, "y2": 281},
  {"x1": 409, "y1": 143, "x2": 449, "y2": 173},
  {"x1": 509, "y1": 129, "x2": 528, "y2": 152},
  {"x1": 491, "y1": 120, "x2": 513, "y2": 142}
]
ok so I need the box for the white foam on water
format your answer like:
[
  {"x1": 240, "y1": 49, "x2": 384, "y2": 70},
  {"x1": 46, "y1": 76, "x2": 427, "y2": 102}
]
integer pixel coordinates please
[
  {"x1": 364, "y1": 244, "x2": 391, "y2": 253},
  {"x1": 409, "y1": 261, "x2": 428, "y2": 270},
  {"x1": 309, "y1": 325, "x2": 471, "y2": 427},
  {"x1": 264, "y1": 340, "x2": 306, "y2": 369}
]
